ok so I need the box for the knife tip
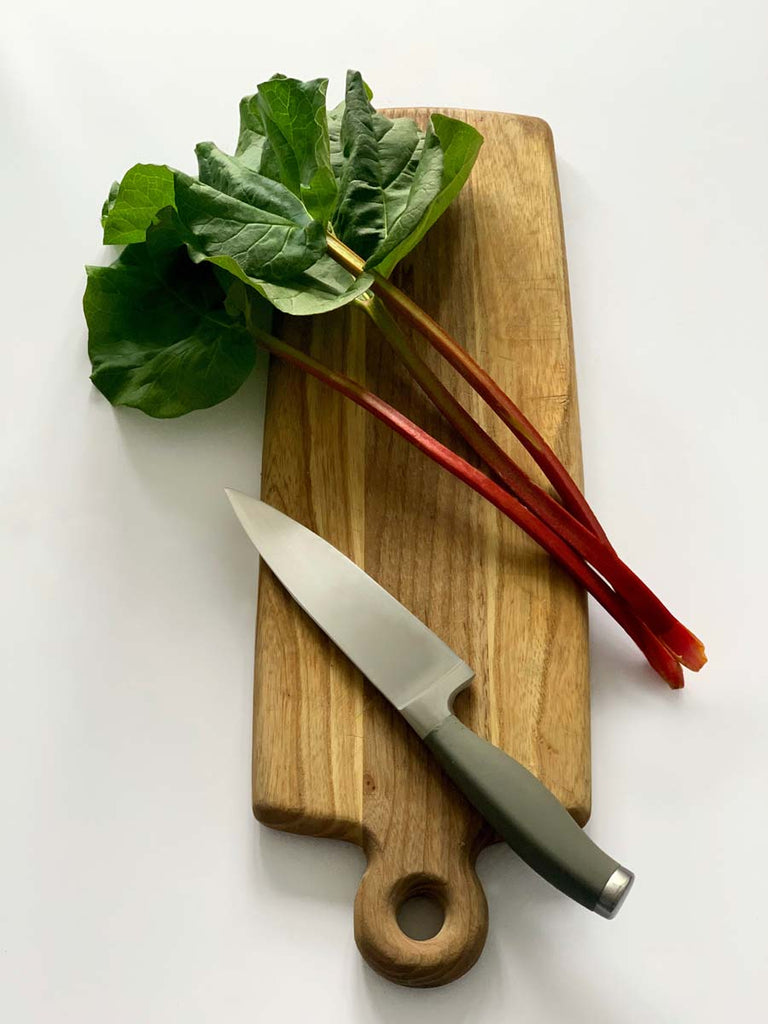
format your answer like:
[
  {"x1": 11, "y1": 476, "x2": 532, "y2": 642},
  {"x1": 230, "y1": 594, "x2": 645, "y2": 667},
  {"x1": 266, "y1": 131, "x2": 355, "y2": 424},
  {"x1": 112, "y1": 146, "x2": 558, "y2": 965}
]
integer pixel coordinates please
[
  {"x1": 225, "y1": 488, "x2": 263, "y2": 520},
  {"x1": 224, "y1": 487, "x2": 249, "y2": 514}
]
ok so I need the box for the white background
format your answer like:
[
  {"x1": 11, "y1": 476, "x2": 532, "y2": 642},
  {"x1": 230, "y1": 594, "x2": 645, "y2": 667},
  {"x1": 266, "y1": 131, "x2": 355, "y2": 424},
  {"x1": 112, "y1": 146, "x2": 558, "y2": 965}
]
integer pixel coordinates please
[{"x1": 2, "y1": 2, "x2": 767, "y2": 1020}]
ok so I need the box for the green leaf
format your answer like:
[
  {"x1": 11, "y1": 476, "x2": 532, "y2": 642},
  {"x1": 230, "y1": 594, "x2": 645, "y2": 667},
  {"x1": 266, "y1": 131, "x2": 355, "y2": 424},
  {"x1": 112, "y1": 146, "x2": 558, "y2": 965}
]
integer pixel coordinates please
[
  {"x1": 329, "y1": 97, "x2": 424, "y2": 259},
  {"x1": 327, "y1": 100, "x2": 346, "y2": 180},
  {"x1": 85, "y1": 227, "x2": 261, "y2": 418},
  {"x1": 364, "y1": 113, "x2": 482, "y2": 277},
  {"x1": 101, "y1": 180, "x2": 120, "y2": 227},
  {"x1": 196, "y1": 143, "x2": 371, "y2": 314},
  {"x1": 249, "y1": 255, "x2": 374, "y2": 316},
  {"x1": 102, "y1": 165, "x2": 175, "y2": 245},
  {"x1": 86, "y1": 72, "x2": 484, "y2": 425},
  {"x1": 332, "y1": 70, "x2": 386, "y2": 261},
  {"x1": 252, "y1": 76, "x2": 338, "y2": 226},
  {"x1": 327, "y1": 73, "x2": 383, "y2": 179},
  {"x1": 231, "y1": 71, "x2": 482, "y2": 301},
  {"x1": 327, "y1": 72, "x2": 480, "y2": 277},
  {"x1": 371, "y1": 114, "x2": 423, "y2": 232},
  {"x1": 188, "y1": 143, "x2": 326, "y2": 280},
  {"x1": 101, "y1": 157, "x2": 326, "y2": 284},
  {"x1": 236, "y1": 94, "x2": 268, "y2": 167}
]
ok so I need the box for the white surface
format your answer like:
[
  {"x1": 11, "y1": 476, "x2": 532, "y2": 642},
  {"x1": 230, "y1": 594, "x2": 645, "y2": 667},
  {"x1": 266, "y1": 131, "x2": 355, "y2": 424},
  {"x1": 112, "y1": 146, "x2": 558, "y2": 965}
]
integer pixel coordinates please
[{"x1": 1, "y1": 2, "x2": 766, "y2": 1020}]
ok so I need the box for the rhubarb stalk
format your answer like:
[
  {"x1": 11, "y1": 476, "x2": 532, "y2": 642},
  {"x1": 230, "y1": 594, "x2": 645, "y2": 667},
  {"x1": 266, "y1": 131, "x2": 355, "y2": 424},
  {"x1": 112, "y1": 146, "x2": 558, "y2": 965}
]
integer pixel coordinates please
[
  {"x1": 249, "y1": 324, "x2": 685, "y2": 689},
  {"x1": 327, "y1": 233, "x2": 611, "y2": 545},
  {"x1": 357, "y1": 292, "x2": 705, "y2": 670},
  {"x1": 330, "y1": 235, "x2": 705, "y2": 672}
]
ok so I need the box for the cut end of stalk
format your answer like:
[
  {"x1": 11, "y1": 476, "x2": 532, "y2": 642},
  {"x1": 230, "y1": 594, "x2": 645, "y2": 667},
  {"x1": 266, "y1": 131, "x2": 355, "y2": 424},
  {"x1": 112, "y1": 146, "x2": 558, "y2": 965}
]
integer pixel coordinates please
[
  {"x1": 659, "y1": 624, "x2": 707, "y2": 672},
  {"x1": 627, "y1": 617, "x2": 687, "y2": 689},
  {"x1": 666, "y1": 667, "x2": 686, "y2": 690},
  {"x1": 649, "y1": 651, "x2": 686, "y2": 689}
]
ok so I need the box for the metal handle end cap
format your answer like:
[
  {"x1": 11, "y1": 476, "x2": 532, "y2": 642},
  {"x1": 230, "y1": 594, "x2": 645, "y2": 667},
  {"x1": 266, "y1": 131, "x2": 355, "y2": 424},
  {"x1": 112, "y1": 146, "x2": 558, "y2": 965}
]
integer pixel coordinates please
[{"x1": 594, "y1": 866, "x2": 635, "y2": 919}]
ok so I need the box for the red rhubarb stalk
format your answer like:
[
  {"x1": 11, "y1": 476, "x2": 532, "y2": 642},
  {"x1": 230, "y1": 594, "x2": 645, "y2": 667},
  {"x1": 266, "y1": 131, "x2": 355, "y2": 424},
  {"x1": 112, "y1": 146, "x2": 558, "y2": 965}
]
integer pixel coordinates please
[
  {"x1": 358, "y1": 293, "x2": 705, "y2": 671},
  {"x1": 250, "y1": 325, "x2": 685, "y2": 689},
  {"x1": 327, "y1": 233, "x2": 611, "y2": 545}
]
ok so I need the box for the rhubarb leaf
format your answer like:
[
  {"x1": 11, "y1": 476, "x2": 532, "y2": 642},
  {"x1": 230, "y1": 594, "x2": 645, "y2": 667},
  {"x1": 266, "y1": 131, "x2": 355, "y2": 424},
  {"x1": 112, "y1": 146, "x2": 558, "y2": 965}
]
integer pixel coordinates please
[
  {"x1": 328, "y1": 72, "x2": 481, "y2": 276},
  {"x1": 364, "y1": 113, "x2": 482, "y2": 277},
  {"x1": 225, "y1": 71, "x2": 482, "y2": 307},
  {"x1": 194, "y1": 143, "x2": 371, "y2": 314},
  {"x1": 332, "y1": 70, "x2": 386, "y2": 261},
  {"x1": 236, "y1": 95, "x2": 268, "y2": 167},
  {"x1": 101, "y1": 160, "x2": 325, "y2": 283},
  {"x1": 101, "y1": 165, "x2": 176, "y2": 245},
  {"x1": 238, "y1": 75, "x2": 337, "y2": 226},
  {"x1": 250, "y1": 255, "x2": 374, "y2": 316},
  {"x1": 85, "y1": 227, "x2": 265, "y2": 417},
  {"x1": 86, "y1": 71, "x2": 483, "y2": 415},
  {"x1": 331, "y1": 71, "x2": 424, "y2": 262},
  {"x1": 327, "y1": 101, "x2": 345, "y2": 179},
  {"x1": 372, "y1": 114, "x2": 423, "y2": 236}
]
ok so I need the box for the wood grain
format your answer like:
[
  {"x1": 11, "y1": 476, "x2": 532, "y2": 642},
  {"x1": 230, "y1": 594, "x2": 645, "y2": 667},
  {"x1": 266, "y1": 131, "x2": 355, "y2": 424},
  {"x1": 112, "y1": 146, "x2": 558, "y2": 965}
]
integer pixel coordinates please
[{"x1": 253, "y1": 110, "x2": 590, "y2": 987}]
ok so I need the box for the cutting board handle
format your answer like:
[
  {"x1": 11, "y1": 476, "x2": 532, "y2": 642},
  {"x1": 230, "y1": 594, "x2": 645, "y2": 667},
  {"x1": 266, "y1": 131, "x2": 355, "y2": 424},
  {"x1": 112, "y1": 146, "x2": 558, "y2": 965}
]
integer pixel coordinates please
[{"x1": 354, "y1": 844, "x2": 488, "y2": 987}]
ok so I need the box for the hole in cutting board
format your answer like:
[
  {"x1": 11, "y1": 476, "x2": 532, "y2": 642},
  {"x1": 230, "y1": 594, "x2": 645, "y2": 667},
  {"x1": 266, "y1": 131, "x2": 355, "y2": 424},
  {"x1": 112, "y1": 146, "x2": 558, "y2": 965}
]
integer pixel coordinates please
[{"x1": 397, "y1": 896, "x2": 445, "y2": 941}]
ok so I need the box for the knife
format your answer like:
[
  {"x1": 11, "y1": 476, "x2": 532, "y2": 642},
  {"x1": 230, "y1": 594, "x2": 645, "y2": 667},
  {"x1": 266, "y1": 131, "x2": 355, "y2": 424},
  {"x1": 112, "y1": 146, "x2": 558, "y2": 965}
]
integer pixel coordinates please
[{"x1": 226, "y1": 490, "x2": 634, "y2": 918}]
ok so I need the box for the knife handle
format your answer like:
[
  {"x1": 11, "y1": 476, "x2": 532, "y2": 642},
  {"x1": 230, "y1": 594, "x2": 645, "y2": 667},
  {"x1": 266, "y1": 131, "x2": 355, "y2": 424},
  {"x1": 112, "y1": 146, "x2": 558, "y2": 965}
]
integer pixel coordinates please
[{"x1": 423, "y1": 714, "x2": 634, "y2": 917}]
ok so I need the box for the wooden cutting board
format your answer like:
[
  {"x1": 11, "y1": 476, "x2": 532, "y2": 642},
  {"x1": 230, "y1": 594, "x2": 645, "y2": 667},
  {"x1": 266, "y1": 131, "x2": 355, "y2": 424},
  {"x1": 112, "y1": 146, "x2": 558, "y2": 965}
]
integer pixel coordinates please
[{"x1": 253, "y1": 109, "x2": 590, "y2": 987}]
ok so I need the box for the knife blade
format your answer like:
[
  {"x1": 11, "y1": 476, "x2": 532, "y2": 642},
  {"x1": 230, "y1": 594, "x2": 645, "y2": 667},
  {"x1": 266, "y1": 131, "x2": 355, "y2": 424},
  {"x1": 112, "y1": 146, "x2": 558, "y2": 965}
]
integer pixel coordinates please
[{"x1": 226, "y1": 489, "x2": 634, "y2": 918}]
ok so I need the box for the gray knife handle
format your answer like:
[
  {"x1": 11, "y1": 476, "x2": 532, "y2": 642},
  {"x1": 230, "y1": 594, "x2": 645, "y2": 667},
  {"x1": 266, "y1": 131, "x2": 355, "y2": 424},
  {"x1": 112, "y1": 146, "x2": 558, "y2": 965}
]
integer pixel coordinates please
[{"x1": 423, "y1": 714, "x2": 634, "y2": 917}]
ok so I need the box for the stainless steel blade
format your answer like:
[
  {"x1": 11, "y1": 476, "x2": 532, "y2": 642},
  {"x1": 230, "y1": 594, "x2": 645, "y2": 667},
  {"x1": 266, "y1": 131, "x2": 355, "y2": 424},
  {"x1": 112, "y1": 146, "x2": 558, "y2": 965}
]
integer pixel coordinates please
[{"x1": 226, "y1": 491, "x2": 474, "y2": 733}]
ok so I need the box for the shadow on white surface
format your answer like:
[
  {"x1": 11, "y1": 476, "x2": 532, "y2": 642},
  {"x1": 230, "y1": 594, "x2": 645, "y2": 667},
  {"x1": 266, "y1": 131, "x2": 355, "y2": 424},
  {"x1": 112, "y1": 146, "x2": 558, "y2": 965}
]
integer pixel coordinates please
[
  {"x1": 249, "y1": 776, "x2": 654, "y2": 1020},
  {"x1": 256, "y1": 826, "x2": 365, "y2": 906},
  {"x1": 348, "y1": 843, "x2": 623, "y2": 1021}
]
